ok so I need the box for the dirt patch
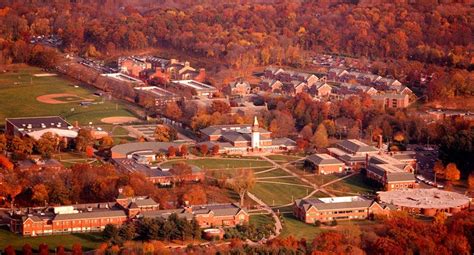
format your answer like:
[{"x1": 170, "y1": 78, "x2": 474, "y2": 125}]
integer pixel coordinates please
[
  {"x1": 101, "y1": 116, "x2": 139, "y2": 124},
  {"x1": 33, "y1": 73, "x2": 57, "y2": 77},
  {"x1": 37, "y1": 93, "x2": 92, "y2": 104}
]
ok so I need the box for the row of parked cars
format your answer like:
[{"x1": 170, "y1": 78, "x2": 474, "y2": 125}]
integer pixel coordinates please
[{"x1": 416, "y1": 175, "x2": 444, "y2": 189}]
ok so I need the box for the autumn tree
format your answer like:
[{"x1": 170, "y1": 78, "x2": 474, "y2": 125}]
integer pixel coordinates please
[
  {"x1": 445, "y1": 163, "x2": 461, "y2": 181},
  {"x1": 179, "y1": 185, "x2": 207, "y2": 205},
  {"x1": 199, "y1": 144, "x2": 208, "y2": 156},
  {"x1": 154, "y1": 125, "x2": 177, "y2": 142},
  {"x1": 211, "y1": 145, "x2": 220, "y2": 155},
  {"x1": 11, "y1": 136, "x2": 34, "y2": 158},
  {"x1": 99, "y1": 136, "x2": 114, "y2": 150},
  {"x1": 0, "y1": 155, "x2": 13, "y2": 171},
  {"x1": 170, "y1": 162, "x2": 192, "y2": 184},
  {"x1": 0, "y1": 134, "x2": 7, "y2": 153},
  {"x1": 168, "y1": 146, "x2": 176, "y2": 157},
  {"x1": 312, "y1": 124, "x2": 329, "y2": 149},
  {"x1": 36, "y1": 132, "x2": 59, "y2": 158},
  {"x1": 164, "y1": 101, "x2": 183, "y2": 121},
  {"x1": 227, "y1": 169, "x2": 255, "y2": 206},
  {"x1": 32, "y1": 184, "x2": 49, "y2": 205},
  {"x1": 180, "y1": 145, "x2": 188, "y2": 157},
  {"x1": 433, "y1": 161, "x2": 445, "y2": 180},
  {"x1": 75, "y1": 129, "x2": 94, "y2": 152},
  {"x1": 22, "y1": 244, "x2": 32, "y2": 255}
]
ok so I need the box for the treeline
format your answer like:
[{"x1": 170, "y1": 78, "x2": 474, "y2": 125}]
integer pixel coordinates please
[
  {"x1": 0, "y1": 1, "x2": 471, "y2": 70},
  {"x1": 76, "y1": 211, "x2": 474, "y2": 254},
  {"x1": 0, "y1": 160, "x2": 229, "y2": 209}
]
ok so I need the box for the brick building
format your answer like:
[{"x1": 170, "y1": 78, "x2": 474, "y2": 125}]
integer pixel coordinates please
[
  {"x1": 9, "y1": 196, "x2": 248, "y2": 236},
  {"x1": 139, "y1": 203, "x2": 249, "y2": 228},
  {"x1": 293, "y1": 196, "x2": 392, "y2": 224},
  {"x1": 371, "y1": 93, "x2": 410, "y2": 109},
  {"x1": 366, "y1": 154, "x2": 417, "y2": 191},
  {"x1": 198, "y1": 117, "x2": 296, "y2": 154},
  {"x1": 327, "y1": 139, "x2": 379, "y2": 170},
  {"x1": 305, "y1": 154, "x2": 345, "y2": 175}
]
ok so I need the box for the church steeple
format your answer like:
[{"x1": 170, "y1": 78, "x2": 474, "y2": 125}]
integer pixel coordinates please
[{"x1": 252, "y1": 116, "x2": 259, "y2": 131}]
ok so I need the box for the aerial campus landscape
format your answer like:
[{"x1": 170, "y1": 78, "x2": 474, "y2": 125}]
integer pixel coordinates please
[{"x1": 0, "y1": 0, "x2": 473, "y2": 255}]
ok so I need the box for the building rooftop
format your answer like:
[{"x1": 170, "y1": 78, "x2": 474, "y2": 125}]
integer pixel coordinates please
[
  {"x1": 111, "y1": 142, "x2": 185, "y2": 157},
  {"x1": 7, "y1": 116, "x2": 72, "y2": 131},
  {"x1": 134, "y1": 86, "x2": 178, "y2": 97},
  {"x1": 337, "y1": 139, "x2": 379, "y2": 154},
  {"x1": 295, "y1": 196, "x2": 373, "y2": 211},
  {"x1": 172, "y1": 80, "x2": 216, "y2": 91},
  {"x1": 378, "y1": 189, "x2": 470, "y2": 209},
  {"x1": 307, "y1": 153, "x2": 344, "y2": 165}
]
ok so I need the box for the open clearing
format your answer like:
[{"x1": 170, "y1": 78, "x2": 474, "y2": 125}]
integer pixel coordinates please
[
  {"x1": 0, "y1": 65, "x2": 137, "y2": 126},
  {"x1": 0, "y1": 227, "x2": 103, "y2": 252},
  {"x1": 101, "y1": 116, "x2": 139, "y2": 124},
  {"x1": 36, "y1": 93, "x2": 91, "y2": 104}
]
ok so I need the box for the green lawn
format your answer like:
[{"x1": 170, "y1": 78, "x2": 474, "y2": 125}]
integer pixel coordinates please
[
  {"x1": 0, "y1": 66, "x2": 137, "y2": 126},
  {"x1": 304, "y1": 174, "x2": 342, "y2": 186},
  {"x1": 327, "y1": 174, "x2": 375, "y2": 194},
  {"x1": 310, "y1": 191, "x2": 331, "y2": 198},
  {"x1": 251, "y1": 182, "x2": 310, "y2": 206},
  {"x1": 160, "y1": 158, "x2": 273, "y2": 170},
  {"x1": 0, "y1": 228, "x2": 103, "y2": 252},
  {"x1": 254, "y1": 168, "x2": 289, "y2": 177},
  {"x1": 266, "y1": 154, "x2": 302, "y2": 163},
  {"x1": 249, "y1": 214, "x2": 274, "y2": 228},
  {"x1": 257, "y1": 177, "x2": 309, "y2": 185},
  {"x1": 280, "y1": 214, "x2": 324, "y2": 240},
  {"x1": 207, "y1": 167, "x2": 272, "y2": 177}
]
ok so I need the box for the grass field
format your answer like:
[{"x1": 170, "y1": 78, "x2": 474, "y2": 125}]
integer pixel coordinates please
[
  {"x1": 249, "y1": 214, "x2": 274, "y2": 228},
  {"x1": 0, "y1": 66, "x2": 137, "y2": 126},
  {"x1": 266, "y1": 154, "x2": 302, "y2": 163},
  {"x1": 160, "y1": 158, "x2": 273, "y2": 170},
  {"x1": 326, "y1": 174, "x2": 374, "y2": 194},
  {"x1": 251, "y1": 182, "x2": 310, "y2": 206},
  {"x1": 280, "y1": 214, "x2": 324, "y2": 240},
  {"x1": 255, "y1": 168, "x2": 289, "y2": 177},
  {"x1": 0, "y1": 228, "x2": 103, "y2": 252}
]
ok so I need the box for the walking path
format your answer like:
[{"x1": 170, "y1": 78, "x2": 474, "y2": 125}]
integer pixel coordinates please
[{"x1": 247, "y1": 192, "x2": 282, "y2": 240}]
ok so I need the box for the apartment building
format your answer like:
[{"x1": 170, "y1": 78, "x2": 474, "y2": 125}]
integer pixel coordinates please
[{"x1": 366, "y1": 154, "x2": 417, "y2": 191}]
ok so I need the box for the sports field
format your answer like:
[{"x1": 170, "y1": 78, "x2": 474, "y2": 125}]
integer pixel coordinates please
[{"x1": 0, "y1": 65, "x2": 137, "y2": 126}]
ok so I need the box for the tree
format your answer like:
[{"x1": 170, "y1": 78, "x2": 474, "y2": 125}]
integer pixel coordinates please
[
  {"x1": 36, "y1": 132, "x2": 59, "y2": 158},
  {"x1": 468, "y1": 173, "x2": 474, "y2": 191},
  {"x1": 0, "y1": 155, "x2": 13, "y2": 171},
  {"x1": 38, "y1": 243, "x2": 49, "y2": 255},
  {"x1": 227, "y1": 169, "x2": 255, "y2": 206},
  {"x1": 119, "y1": 223, "x2": 136, "y2": 241},
  {"x1": 32, "y1": 184, "x2": 49, "y2": 205},
  {"x1": 71, "y1": 243, "x2": 82, "y2": 255},
  {"x1": 85, "y1": 146, "x2": 94, "y2": 158},
  {"x1": 4, "y1": 245, "x2": 15, "y2": 255},
  {"x1": 164, "y1": 102, "x2": 182, "y2": 120},
  {"x1": 154, "y1": 125, "x2": 177, "y2": 142},
  {"x1": 103, "y1": 224, "x2": 119, "y2": 240},
  {"x1": 99, "y1": 136, "x2": 114, "y2": 150},
  {"x1": 170, "y1": 163, "x2": 192, "y2": 184},
  {"x1": 445, "y1": 163, "x2": 461, "y2": 181},
  {"x1": 56, "y1": 246, "x2": 65, "y2": 255},
  {"x1": 11, "y1": 136, "x2": 33, "y2": 158},
  {"x1": 434, "y1": 161, "x2": 445, "y2": 180},
  {"x1": 22, "y1": 244, "x2": 33, "y2": 255},
  {"x1": 179, "y1": 185, "x2": 207, "y2": 205},
  {"x1": 211, "y1": 145, "x2": 220, "y2": 155},
  {"x1": 75, "y1": 129, "x2": 94, "y2": 152},
  {"x1": 180, "y1": 145, "x2": 188, "y2": 157},
  {"x1": 0, "y1": 134, "x2": 7, "y2": 153},
  {"x1": 312, "y1": 124, "x2": 329, "y2": 149},
  {"x1": 168, "y1": 146, "x2": 176, "y2": 157},
  {"x1": 199, "y1": 144, "x2": 208, "y2": 156},
  {"x1": 299, "y1": 124, "x2": 313, "y2": 140}
]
